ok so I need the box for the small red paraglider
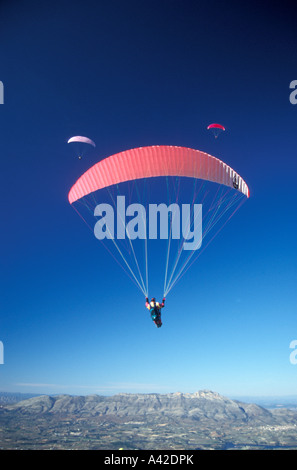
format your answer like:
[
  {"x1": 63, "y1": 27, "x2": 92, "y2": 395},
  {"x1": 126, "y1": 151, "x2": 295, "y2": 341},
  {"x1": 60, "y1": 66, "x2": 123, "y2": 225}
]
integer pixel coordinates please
[{"x1": 207, "y1": 123, "x2": 225, "y2": 139}]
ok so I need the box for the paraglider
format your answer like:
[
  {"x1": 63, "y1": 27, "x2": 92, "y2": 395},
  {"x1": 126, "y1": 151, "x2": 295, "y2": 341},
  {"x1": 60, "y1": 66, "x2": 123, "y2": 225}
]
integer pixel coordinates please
[
  {"x1": 68, "y1": 145, "x2": 249, "y2": 325},
  {"x1": 67, "y1": 135, "x2": 96, "y2": 159},
  {"x1": 145, "y1": 297, "x2": 165, "y2": 328},
  {"x1": 68, "y1": 145, "x2": 248, "y2": 203},
  {"x1": 207, "y1": 123, "x2": 225, "y2": 139}
]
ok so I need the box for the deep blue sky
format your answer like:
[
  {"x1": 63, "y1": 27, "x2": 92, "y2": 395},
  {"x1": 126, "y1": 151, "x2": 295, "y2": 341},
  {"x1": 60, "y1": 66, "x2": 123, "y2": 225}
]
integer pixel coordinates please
[{"x1": 1, "y1": 0, "x2": 297, "y2": 397}]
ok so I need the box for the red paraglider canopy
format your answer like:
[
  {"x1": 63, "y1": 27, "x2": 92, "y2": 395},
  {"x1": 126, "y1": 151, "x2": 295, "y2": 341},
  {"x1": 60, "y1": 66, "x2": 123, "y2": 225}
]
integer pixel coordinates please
[
  {"x1": 207, "y1": 123, "x2": 225, "y2": 131},
  {"x1": 68, "y1": 145, "x2": 249, "y2": 204}
]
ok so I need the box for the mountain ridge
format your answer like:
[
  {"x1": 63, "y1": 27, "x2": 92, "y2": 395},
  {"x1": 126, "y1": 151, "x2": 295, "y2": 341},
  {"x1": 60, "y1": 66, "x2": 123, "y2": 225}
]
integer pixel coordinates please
[
  {"x1": 3, "y1": 389, "x2": 294, "y2": 426},
  {"x1": 2, "y1": 390, "x2": 297, "y2": 449}
]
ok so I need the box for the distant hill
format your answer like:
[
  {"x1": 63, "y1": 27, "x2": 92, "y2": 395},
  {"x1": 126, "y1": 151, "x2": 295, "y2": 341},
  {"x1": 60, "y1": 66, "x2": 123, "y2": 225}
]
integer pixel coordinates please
[
  {"x1": 0, "y1": 392, "x2": 40, "y2": 405},
  {"x1": 2, "y1": 390, "x2": 297, "y2": 449},
  {"x1": 4, "y1": 390, "x2": 297, "y2": 425}
]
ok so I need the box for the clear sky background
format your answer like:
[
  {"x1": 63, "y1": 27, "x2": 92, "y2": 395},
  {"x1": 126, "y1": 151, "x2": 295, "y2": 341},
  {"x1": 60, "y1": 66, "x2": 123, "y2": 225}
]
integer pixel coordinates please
[{"x1": 1, "y1": 0, "x2": 297, "y2": 398}]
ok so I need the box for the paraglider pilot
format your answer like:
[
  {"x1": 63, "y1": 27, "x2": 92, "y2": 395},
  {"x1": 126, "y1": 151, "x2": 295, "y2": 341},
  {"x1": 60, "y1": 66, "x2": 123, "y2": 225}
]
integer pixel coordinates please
[{"x1": 145, "y1": 297, "x2": 165, "y2": 328}]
